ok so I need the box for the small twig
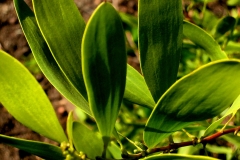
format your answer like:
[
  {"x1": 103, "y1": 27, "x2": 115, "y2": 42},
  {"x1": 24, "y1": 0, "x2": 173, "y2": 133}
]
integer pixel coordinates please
[{"x1": 121, "y1": 126, "x2": 240, "y2": 159}]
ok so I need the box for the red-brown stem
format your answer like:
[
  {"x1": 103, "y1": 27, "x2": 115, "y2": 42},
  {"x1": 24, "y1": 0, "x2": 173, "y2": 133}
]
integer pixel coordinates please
[{"x1": 122, "y1": 126, "x2": 240, "y2": 159}]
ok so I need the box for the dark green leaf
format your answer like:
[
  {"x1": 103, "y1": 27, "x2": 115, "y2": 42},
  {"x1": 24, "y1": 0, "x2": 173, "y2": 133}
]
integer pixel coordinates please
[
  {"x1": 183, "y1": 20, "x2": 228, "y2": 61},
  {"x1": 139, "y1": 0, "x2": 182, "y2": 102},
  {"x1": 32, "y1": 0, "x2": 88, "y2": 99},
  {"x1": 13, "y1": 0, "x2": 91, "y2": 115},
  {"x1": 144, "y1": 60, "x2": 240, "y2": 148},
  {"x1": 0, "y1": 134, "x2": 64, "y2": 160},
  {"x1": 0, "y1": 50, "x2": 67, "y2": 143},
  {"x1": 82, "y1": 2, "x2": 126, "y2": 137}
]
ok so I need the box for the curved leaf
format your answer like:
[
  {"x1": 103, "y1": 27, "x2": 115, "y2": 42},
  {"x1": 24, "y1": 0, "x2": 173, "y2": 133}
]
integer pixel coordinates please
[
  {"x1": 124, "y1": 65, "x2": 155, "y2": 109},
  {"x1": 183, "y1": 20, "x2": 228, "y2": 61},
  {"x1": 32, "y1": 0, "x2": 87, "y2": 99},
  {"x1": 13, "y1": 0, "x2": 91, "y2": 116},
  {"x1": 141, "y1": 154, "x2": 218, "y2": 160},
  {"x1": 82, "y1": 2, "x2": 126, "y2": 137},
  {"x1": 0, "y1": 134, "x2": 64, "y2": 160},
  {"x1": 72, "y1": 122, "x2": 103, "y2": 159},
  {"x1": 0, "y1": 50, "x2": 67, "y2": 143},
  {"x1": 144, "y1": 60, "x2": 240, "y2": 148},
  {"x1": 139, "y1": 0, "x2": 182, "y2": 102}
]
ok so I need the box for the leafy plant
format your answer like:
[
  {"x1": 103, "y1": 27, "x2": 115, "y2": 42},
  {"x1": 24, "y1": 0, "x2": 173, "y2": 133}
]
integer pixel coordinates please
[{"x1": 1, "y1": 0, "x2": 240, "y2": 159}]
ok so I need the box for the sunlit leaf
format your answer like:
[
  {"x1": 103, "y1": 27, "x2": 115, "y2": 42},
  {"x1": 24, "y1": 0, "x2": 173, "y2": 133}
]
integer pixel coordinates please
[
  {"x1": 0, "y1": 134, "x2": 64, "y2": 160},
  {"x1": 13, "y1": 0, "x2": 91, "y2": 115},
  {"x1": 139, "y1": 0, "x2": 182, "y2": 102},
  {"x1": 0, "y1": 50, "x2": 67, "y2": 143},
  {"x1": 144, "y1": 60, "x2": 240, "y2": 148},
  {"x1": 183, "y1": 20, "x2": 228, "y2": 61},
  {"x1": 124, "y1": 65, "x2": 155, "y2": 109},
  {"x1": 82, "y1": 2, "x2": 126, "y2": 137}
]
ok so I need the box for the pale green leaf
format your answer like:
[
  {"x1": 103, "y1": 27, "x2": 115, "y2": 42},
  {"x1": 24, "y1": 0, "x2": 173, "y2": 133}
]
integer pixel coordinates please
[
  {"x1": 0, "y1": 134, "x2": 64, "y2": 160},
  {"x1": 82, "y1": 2, "x2": 126, "y2": 137},
  {"x1": 0, "y1": 50, "x2": 67, "y2": 143},
  {"x1": 139, "y1": 0, "x2": 182, "y2": 102},
  {"x1": 13, "y1": 0, "x2": 91, "y2": 115},
  {"x1": 124, "y1": 65, "x2": 155, "y2": 109},
  {"x1": 72, "y1": 122, "x2": 103, "y2": 159},
  {"x1": 144, "y1": 60, "x2": 240, "y2": 148}
]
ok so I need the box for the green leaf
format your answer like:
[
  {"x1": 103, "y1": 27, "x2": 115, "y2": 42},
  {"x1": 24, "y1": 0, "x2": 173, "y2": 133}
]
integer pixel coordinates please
[
  {"x1": 144, "y1": 60, "x2": 240, "y2": 148},
  {"x1": 72, "y1": 122, "x2": 103, "y2": 159},
  {"x1": 183, "y1": 20, "x2": 228, "y2": 61},
  {"x1": 107, "y1": 142, "x2": 122, "y2": 159},
  {"x1": 0, "y1": 50, "x2": 67, "y2": 143},
  {"x1": 139, "y1": 0, "x2": 182, "y2": 102},
  {"x1": 141, "y1": 154, "x2": 218, "y2": 160},
  {"x1": 32, "y1": 0, "x2": 87, "y2": 99},
  {"x1": 0, "y1": 134, "x2": 64, "y2": 160},
  {"x1": 13, "y1": 0, "x2": 91, "y2": 115},
  {"x1": 82, "y1": 2, "x2": 126, "y2": 137},
  {"x1": 124, "y1": 65, "x2": 155, "y2": 109},
  {"x1": 204, "y1": 94, "x2": 240, "y2": 136}
]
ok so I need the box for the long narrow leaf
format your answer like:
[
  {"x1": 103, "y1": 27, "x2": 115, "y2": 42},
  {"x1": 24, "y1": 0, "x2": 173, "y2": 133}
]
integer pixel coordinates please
[
  {"x1": 139, "y1": 0, "x2": 182, "y2": 102},
  {"x1": 0, "y1": 50, "x2": 67, "y2": 143},
  {"x1": 144, "y1": 60, "x2": 240, "y2": 148},
  {"x1": 32, "y1": 0, "x2": 87, "y2": 99},
  {"x1": 13, "y1": 0, "x2": 91, "y2": 115},
  {"x1": 0, "y1": 134, "x2": 64, "y2": 160},
  {"x1": 82, "y1": 2, "x2": 126, "y2": 137}
]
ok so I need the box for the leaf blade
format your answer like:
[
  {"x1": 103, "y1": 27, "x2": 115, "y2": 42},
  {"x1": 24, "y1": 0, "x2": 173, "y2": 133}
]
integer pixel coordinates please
[
  {"x1": 0, "y1": 50, "x2": 67, "y2": 143},
  {"x1": 0, "y1": 134, "x2": 64, "y2": 160},
  {"x1": 82, "y1": 2, "x2": 126, "y2": 137},
  {"x1": 32, "y1": 0, "x2": 87, "y2": 99},
  {"x1": 139, "y1": 0, "x2": 182, "y2": 102},
  {"x1": 183, "y1": 20, "x2": 228, "y2": 61},
  {"x1": 144, "y1": 60, "x2": 240, "y2": 148},
  {"x1": 13, "y1": 0, "x2": 91, "y2": 115}
]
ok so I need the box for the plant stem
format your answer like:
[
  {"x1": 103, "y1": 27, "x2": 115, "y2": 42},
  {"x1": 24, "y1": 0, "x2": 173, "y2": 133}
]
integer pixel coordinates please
[{"x1": 120, "y1": 126, "x2": 240, "y2": 160}]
